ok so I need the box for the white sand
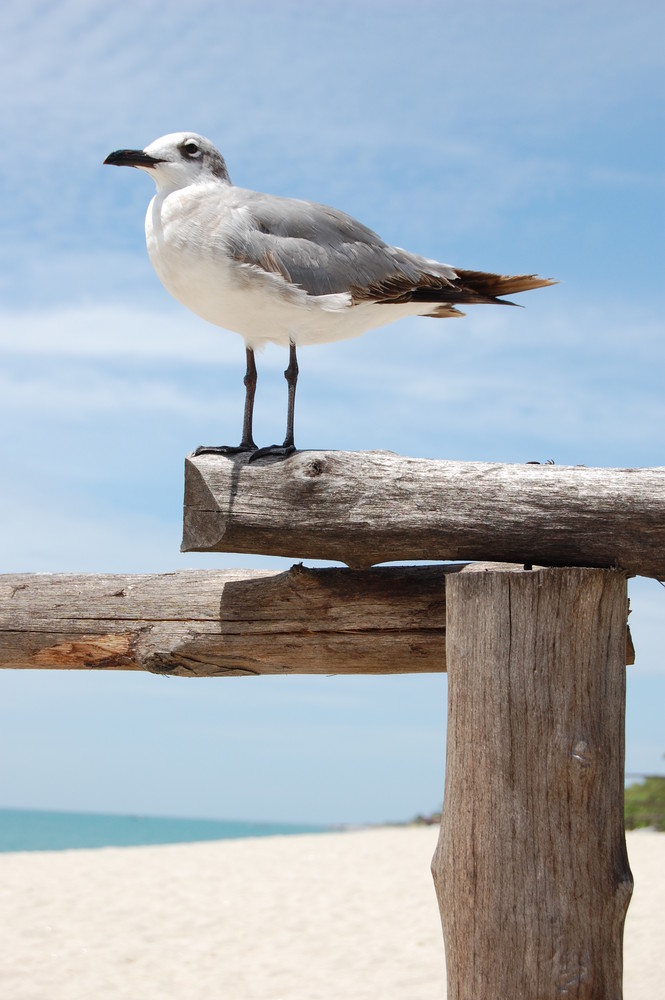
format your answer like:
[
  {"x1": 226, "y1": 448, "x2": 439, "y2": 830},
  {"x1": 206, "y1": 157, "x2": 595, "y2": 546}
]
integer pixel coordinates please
[{"x1": 0, "y1": 827, "x2": 662, "y2": 999}]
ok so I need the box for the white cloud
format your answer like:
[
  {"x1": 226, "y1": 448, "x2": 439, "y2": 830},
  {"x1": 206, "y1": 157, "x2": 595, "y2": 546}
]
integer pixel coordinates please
[{"x1": 0, "y1": 303, "x2": 238, "y2": 362}]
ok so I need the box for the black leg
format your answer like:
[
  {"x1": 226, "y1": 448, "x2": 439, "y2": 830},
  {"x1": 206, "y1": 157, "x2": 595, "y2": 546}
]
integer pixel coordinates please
[
  {"x1": 240, "y1": 347, "x2": 258, "y2": 449},
  {"x1": 194, "y1": 347, "x2": 258, "y2": 457},
  {"x1": 283, "y1": 342, "x2": 299, "y2": 449},
  {"x1": 248, "y1": 342, "x2": 298, "y2": 462}
]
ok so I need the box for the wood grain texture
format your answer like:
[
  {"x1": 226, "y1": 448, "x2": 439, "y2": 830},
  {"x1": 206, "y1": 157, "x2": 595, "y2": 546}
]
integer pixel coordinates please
[
  {"x1": 432, "y1": 565, "x2": 633, "y2": 999},
  {"x1": 181, "y1": 451, "x2": 665, "y2": 579},
  {"x1": 0, "y1": 565, "x2": 447, "y2": 676}
]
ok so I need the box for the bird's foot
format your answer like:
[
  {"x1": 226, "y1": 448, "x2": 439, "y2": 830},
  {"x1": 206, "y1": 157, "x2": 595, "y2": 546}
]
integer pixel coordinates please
[
  {"x1": 193, "y1": 443, "x2": 257, "y2": 457},
  {"x1": 248, "y1": 443, "x2": 297, "y2": 463}
]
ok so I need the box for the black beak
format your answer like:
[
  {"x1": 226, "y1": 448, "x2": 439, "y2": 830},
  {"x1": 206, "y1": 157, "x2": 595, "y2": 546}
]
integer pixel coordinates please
[{"x1": 103, "y1": 149, "x2": 165, "y2": 168}]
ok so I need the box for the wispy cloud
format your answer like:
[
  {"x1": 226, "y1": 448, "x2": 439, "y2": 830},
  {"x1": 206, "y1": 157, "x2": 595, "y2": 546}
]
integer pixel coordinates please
[
  {"x1": 2, "y1": 2, "x2": 663, "y2": 278},
  {"x1": 0, "y1": 304, "x2": 239, "y2": 362},
  {"x1": 1, "y1": 294, "x2": 661, "y2": 468}
]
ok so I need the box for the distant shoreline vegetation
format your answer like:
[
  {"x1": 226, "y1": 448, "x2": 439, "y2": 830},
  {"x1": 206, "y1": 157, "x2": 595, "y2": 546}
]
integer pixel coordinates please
[
  {"x1": 412, "y1": 775, "x2": 665, "y2": 834},
  {"x1": 624, "y1": 776, "x2": 665, "y2": 832}
]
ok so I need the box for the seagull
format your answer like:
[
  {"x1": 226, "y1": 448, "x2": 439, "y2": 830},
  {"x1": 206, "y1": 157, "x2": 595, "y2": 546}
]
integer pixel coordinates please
[{"x1": 104, "y1": 132, "x2": 554, "y2": 459}]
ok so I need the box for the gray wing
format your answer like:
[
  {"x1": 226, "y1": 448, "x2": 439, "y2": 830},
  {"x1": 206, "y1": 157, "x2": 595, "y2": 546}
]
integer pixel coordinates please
[{"x1": 224, "y1": 190, "x2": 459, "y2": 301}]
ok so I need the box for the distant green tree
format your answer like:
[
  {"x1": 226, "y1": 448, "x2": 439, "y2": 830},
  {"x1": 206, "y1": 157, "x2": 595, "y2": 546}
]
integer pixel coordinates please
[{"x1": 625, "y1": 776, "x2": 665, "y2": 831}]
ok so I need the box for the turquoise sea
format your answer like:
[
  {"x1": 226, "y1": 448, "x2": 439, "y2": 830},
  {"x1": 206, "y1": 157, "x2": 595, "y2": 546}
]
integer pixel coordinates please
[{"x1": 0, "y1": 808, "x2": 327, "y2": 853}]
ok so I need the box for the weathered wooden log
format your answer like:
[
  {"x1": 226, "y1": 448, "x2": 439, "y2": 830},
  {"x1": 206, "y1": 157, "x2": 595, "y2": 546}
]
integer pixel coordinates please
[
  {"x1": 432, "y1": 565, "x2": 633, "y2": 999},
  {"x1": 0, "y1": 565, "x2": 447, "y2": 675},
  {"x1": 182, "y1": 451, "x2": 665, "y2": 579},
  {"x1": 0, "y1": 566, "x2": 635, "y2": 674}
]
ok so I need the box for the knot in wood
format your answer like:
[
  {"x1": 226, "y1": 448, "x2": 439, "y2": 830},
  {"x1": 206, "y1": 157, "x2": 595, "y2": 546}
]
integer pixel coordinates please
[
  {"x1": 570, "y1": 739, "x2": 592, "y2": 769},
  {"x1": 303, "y1": 458, "x2": 326, "y2": 477}
]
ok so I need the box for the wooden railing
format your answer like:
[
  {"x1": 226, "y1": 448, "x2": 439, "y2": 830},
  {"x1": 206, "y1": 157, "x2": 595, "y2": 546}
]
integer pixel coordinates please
[{"x1": 3, "y1": 451, "x2": 664, "y2": 999}]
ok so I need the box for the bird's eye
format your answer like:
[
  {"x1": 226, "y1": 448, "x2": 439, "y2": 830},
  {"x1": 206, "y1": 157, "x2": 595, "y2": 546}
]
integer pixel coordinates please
[{"x1": 181, "y1": 141, "x2": 201, "y2": 158}]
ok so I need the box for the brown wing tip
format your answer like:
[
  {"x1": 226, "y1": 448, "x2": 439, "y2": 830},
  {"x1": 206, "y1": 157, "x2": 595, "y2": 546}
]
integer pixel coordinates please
[
  {"x1": 501, "y1": 274, "x2": 558, "y2": 293},
  {"x1": 453, "y1": 269, "x2": 558, "y2": 300}
]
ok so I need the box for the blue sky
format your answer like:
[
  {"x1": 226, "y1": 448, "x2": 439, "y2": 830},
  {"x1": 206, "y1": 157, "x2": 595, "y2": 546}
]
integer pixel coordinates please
[{"x1": 0, "y1": 0, "x2": 663, "y2": 825}]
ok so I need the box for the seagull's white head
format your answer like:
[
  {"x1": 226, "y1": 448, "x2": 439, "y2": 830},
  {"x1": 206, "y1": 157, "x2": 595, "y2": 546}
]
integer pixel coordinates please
[{"x1": 104, "y1": 132, "x2": 231, "y2": 192}]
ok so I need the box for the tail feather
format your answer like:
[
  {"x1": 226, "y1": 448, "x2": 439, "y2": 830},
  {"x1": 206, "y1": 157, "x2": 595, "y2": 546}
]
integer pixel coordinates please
[
  {"x1": 353, "y1": 261, "x2": 556, "y2": 311},
  {"x1": 423, "y1": 269, "x2": 556, "y2": 317},
  {"x1": 452, "y1": 269, "x2": 557, "y2": 301}
]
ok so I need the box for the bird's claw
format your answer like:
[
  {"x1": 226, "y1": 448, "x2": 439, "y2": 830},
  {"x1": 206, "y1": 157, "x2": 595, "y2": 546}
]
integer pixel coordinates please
[
  {"x1": 248, "y1": 444, "x2": 297, "y2": 463},
  {"x1": 193, "y1": 444, "x2": 257, "y2": 457}
]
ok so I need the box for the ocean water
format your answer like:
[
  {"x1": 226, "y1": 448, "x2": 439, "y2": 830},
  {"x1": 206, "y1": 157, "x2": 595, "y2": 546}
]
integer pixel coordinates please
[{"x1": 0, "y1": 808, "x2": 327, "y2": 853}]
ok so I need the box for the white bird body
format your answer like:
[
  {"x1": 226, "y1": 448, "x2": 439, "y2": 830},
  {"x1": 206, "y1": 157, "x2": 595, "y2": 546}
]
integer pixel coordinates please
[
  {"x1": 145, "y1": 181, "x2": 428, "y2": 352},
  {"x1": 105, "y1": 131, "x2": 553, "y2": 454}
]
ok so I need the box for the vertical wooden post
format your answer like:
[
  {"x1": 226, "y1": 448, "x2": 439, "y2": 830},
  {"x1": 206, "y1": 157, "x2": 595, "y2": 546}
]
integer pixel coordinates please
[{"x1": 432, "y1": 566, "x2": 633, "y2": 999}]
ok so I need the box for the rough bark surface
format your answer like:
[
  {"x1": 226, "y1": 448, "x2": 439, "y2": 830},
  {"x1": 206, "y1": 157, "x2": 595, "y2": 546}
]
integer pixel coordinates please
[
  {"x1": 182, "y1": 451, "x2": 665, "y2": 579},
  {"x1": 432, "y1": 565, "x2": 633, "y2": 999},
  {"x1": 0, "y1": 565, "x2": 447, "y2": 675}
]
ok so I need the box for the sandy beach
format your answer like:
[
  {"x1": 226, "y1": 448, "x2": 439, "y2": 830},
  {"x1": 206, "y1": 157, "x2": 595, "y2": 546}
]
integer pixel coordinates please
[{"x1": 0, "y1": 826, "x2": 662, "y2": 999}]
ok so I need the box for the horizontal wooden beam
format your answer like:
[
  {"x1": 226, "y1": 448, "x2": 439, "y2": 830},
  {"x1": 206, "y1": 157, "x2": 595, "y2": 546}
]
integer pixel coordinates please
[
  {"x1": 0, "y1": 565, "x2": 634, "y2": 675},
  {"x1": 182, "y1": 451, "x2": 665, "y2": 579},
  {"x1": 0, "y1": 566, "x2": 448, "y2": 676}
]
